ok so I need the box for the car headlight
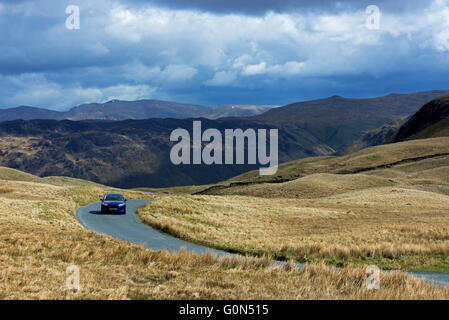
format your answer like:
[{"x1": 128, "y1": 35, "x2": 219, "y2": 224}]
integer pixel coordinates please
[
  {"x1": 103, "y1": 203, "x2": 108, "y2": 206},
  {"x1": 119, "y1": 203, "x2": 125, "y2": 207}
]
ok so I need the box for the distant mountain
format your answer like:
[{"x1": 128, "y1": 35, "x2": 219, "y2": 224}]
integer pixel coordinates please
[
  {"x1": 63, "y1": 100, "x2": 208, "y2": 120},
  {"x1": 394, "y1": 94, "x2": 449, "y2": 141},
  {"x1": 205, "y1": 105, "x2": 279, "y2": 119},
  {"x1": 0, "y1": 106, "x2": 62, "y2": 122},
  {"x1": 0, "y1": 118, "x2": 333, "y2": 188},
  {"x1": 0, "y1": 90, "x2": 447, "y2": 188},
  {"x1": 0, "y1": 100, "x2": 279, "y2": 122},
  {"x1": 254, "y1": 90, "x2": 449, "y2": 151}
]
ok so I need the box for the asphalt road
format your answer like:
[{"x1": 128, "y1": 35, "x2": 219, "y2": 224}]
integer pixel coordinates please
[
  {"x1": 76, "y1": 199, "x2": 229, "y2": 256},
  {"x1": 76, "y1": 199, "x2": 449, "y2": 286}
]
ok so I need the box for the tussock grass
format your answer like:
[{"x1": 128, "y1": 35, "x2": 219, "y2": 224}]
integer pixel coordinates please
[
  {"x1": 137, "y1": 137, "x2": 449, "y2": 273},
  {"x1": 2, "y1": 217, "x2": 449, "y2": 299},
  {"x1": 216, "y1": 137, "x2": 449, "y2": 187},
  {"x1": 0, "y1": 166, "x2": 102, "y2": 187},
  {"x1": 138, "y1": 189, "x2": 449, "y2": 271},
  {"x1": 210, "y1": 173, "x2": 396, "y2": 198},
  {"x1": 1, "y1": 170, "x2": 449, "y2": 299}
]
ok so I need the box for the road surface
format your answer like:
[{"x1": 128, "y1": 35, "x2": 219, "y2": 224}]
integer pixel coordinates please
[{"x1": 76, "y1": 199, "x2": 228, "y2": 256}]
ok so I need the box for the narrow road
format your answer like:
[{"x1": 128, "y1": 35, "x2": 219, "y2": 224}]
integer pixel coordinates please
[
  {"x1": 76, "y1": 199, "x2": 228, "y2": 256},
  {"x1": 76, "y1": 199, "x2": 449, "y2": 285}
]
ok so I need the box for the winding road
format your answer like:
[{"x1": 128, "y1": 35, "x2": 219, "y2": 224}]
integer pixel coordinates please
[
  {"x1": 76, "y1": 199, "x2": 449, "y2": 286},
  {"x1": 76, "y1": 199, "x2": 228, "y2": 256}
]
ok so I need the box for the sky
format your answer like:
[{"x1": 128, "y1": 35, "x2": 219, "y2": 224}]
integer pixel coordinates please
[{"x1": 0, "y1": 0, "x2": 449, "y2": 110}]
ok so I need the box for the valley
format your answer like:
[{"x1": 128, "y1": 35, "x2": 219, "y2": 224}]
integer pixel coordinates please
[
  {"x1": 0, "y1": 90, "x2": 447, "y2": 189},
  {"x1": 1, "y1": 91, "x2": 449, "y2": 299},
  {"x1": 134, "y1": 94, "x2": 449, "y2": 273},
  {"x1": 5, "y1": 0, "x2": 449, "y2": 304}
]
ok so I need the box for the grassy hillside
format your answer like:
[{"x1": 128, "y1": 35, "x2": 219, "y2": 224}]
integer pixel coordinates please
[
  {"x1": 137, "y1": 136, "x2": 449, "y2": 272},
  {"x1": 181, "y1": 137, "x2": 449, "y2": 195},
  {"x1": 2, "y1": 167, "x2": 445, "y2": 299},
  {"x1": 0, "y1": 166, "x2": 102, "y2": 187},
  {"x1": 395, "y1": 94, "x2": 449, "y2": 141},
  {"x1": 410, "y1": 116, "x2": 449, "y2": 140},
  {"x1": 138, "y1": 190, "x2": 449, "y2": 272},
  {"x1": 208, "y1": 173, "x2": 397, "y2": 198}
]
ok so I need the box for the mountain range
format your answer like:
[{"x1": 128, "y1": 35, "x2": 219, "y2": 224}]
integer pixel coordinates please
[
  {"x1": 0, "y1": 100, "x2": 278, "y2": 122},
  {"x1": 0, "y1": 90, "x2": 447, "y2": 188},
  {"x1": 203, "y1": 92, "x2": 449, "y2": 188},
  {"x1": 252, "y1": 90, "x2": 449, "y2": 151}
]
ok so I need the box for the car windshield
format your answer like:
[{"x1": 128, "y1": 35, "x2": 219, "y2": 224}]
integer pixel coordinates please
[{"x1": 104, "y1": 194, "x2": 124, "y2": 201}]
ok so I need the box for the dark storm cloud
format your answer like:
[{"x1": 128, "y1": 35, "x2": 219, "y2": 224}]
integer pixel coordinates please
[
  {"x1": 0, "y1": 0, "x2": 448, "y2": 109},
  {"x1": 125, "y1": 0, "x2": 429, "y2": 15}
]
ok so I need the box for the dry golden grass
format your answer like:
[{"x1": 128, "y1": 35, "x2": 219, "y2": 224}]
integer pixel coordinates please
[
  {"x1": 218, "y1": 137, "x2": 449, "y2": 186},
  {"x1": 140, "y1": 138, "x2": 448, "y2": 273},
  {"x1": 0, "y1": 166, "x2": 103, "y2": 187},
  {"x1": 1, "y1": 168, "x2": 449, "y2": 299},
  {"x1": 210, "y1": 173, "x2": 396, "y2": 198},
  {"x1": 4, "y1": 217, "x2": 449, "y2": 300},
  {"x1": 138, "y1": 189, "x2": 449, "y2": 271}
]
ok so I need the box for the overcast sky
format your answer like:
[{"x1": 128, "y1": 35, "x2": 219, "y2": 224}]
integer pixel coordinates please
[{"x1": 1, "y1": 0, "x2": 449, "y2": 109}]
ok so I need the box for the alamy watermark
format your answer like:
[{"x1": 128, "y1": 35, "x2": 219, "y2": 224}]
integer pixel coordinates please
[
  {"x1": 365, "y1": 265, "x2": 380, "y2": 290},
  {"x1": 366, "y1": 5, "x2": 381, "y2": 30},
  {"x1": 170, "y1": 121, "x2": 278, "y2": 175},
  {"x1": 65, "y1": 5, "x2": 80, "y2": 30},
  {"x1": 63, "y1": 4, "x2": 380, "y2": 31},
  {"x1": 66, "y1": 265, "x2": 81, "y2": 291}
]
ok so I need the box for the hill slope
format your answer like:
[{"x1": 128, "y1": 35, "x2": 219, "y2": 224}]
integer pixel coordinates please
[
  {"x1": 193, "y1": 136, "x2": 449, "y2": 196},
  {"x1": 254, "y1": 90, "x2": 449, "y2": 150},
  {"x1": 0, "y1": 106, "x2": 62, "y2": 122},
  {"x1": 343, "y1": 117, "x2": 408, "y2": 154},
  {"x1": 0, "y1": 90, "x2": 447, "y2": 188},
  {"x1": 0, "y1": 118, "x2": 335, "y2": 188},
  {"x1": 394, "y1": 94, "x2": 449, "y2": 141},
  {"x1": 137, "y1": 135, "x2": 449, "y2": 272}
]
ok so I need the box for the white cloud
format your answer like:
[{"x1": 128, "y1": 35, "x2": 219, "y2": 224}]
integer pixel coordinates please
[
  {"x1": 0, "y1": 73, "x2": 156, "y2": 109},
  {"x1": 268, "y1": 61, "x2": 305, "y2": 75},
  {"x1": 242, "y1": 62, "x2": 267, "y2": 75},
  {"x1": 158, "y1": 64, "x2": 198, "y2": 82},
  {"x1": 99, "y1": 84, "x2": 154, "y2": 102},
  {"x1": 427, "y1": 1, "x2": 449, "y2": 52},
  {"x1": 101, "y1": 1, "x2": 449, "y2": 80},
  {"x1": 238, "y1": 61, "x2": 305, "y2": 77},
  {"x1": 204, "y1": 71, "x2": 237, "y2": 86},
  {"x1": 232, "y1": 55, "x2": 253, "y2": 69}
]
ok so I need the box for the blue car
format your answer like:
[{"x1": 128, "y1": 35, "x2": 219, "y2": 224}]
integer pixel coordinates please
[{"x1": 100, "y1": 193, "x2": 127, "y2": 214}]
